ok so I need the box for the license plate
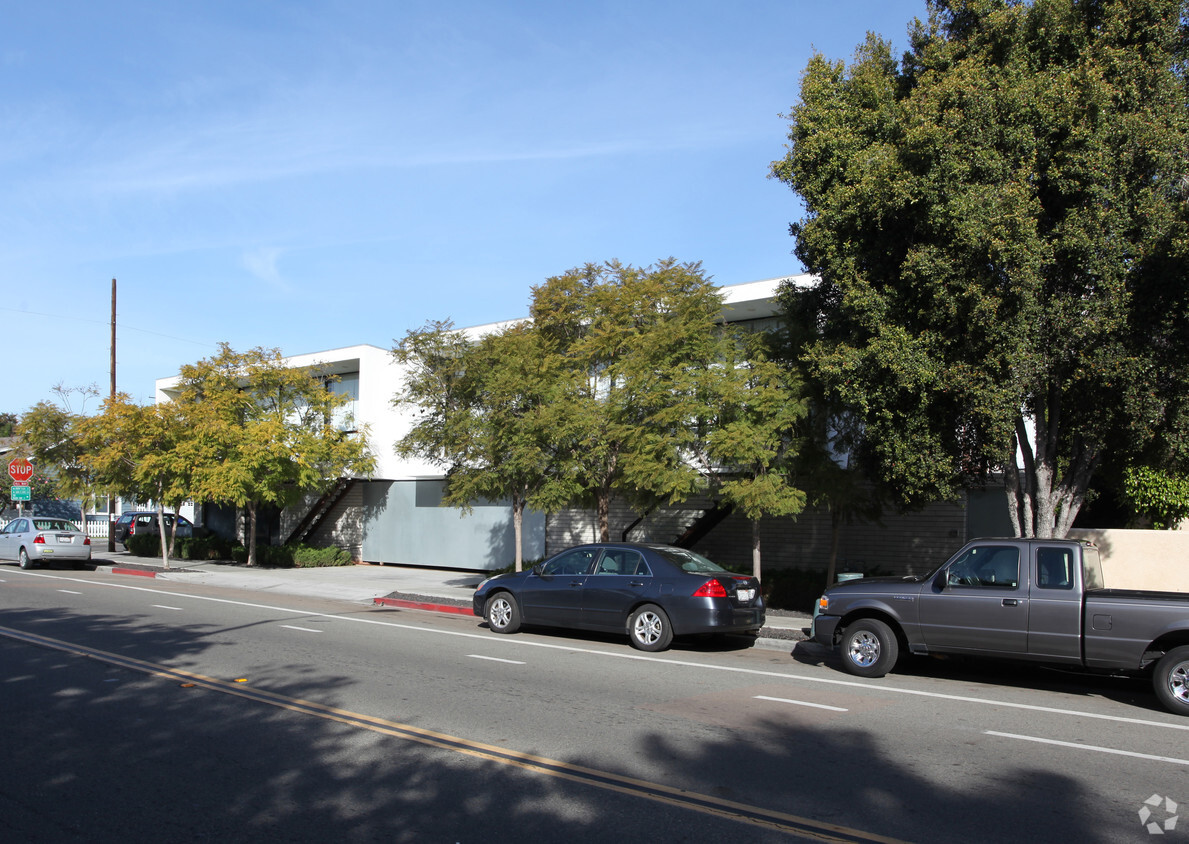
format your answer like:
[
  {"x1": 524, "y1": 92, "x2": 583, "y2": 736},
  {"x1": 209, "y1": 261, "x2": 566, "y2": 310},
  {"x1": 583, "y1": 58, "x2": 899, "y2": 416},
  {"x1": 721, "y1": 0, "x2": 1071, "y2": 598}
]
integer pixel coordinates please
[
  {"x1": 736, "y1": 588, "x2": 756, "y2": 602},
  {"x1": 56, "y1": 535, "x2": 74, "y2": 544}
]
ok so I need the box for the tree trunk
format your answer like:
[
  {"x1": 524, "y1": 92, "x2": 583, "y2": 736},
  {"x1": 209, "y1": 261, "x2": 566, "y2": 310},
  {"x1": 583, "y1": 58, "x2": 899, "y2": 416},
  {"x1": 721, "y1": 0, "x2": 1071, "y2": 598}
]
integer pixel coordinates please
[
  {"x1": 751, "y1": 518, "x2": 761, "y2": 580},
  {"x1": 247, "y1": 502, "x2": 258, "y2": 566},
  {"x1": 154, "y1": 491, "x2": 170, "y2": 570},
  {"x1": 597, "y1": 489, "x2": 610, "y2": 543},
  {"x1": 79, "y1": 495, "x2": 90, "y2": 550},
  {"x1": 512, "y1": 494, "x2": 524, "y2": 572},
  {"x1": 1006, "y1": 407, "x2": 1099, "y2": 539}
]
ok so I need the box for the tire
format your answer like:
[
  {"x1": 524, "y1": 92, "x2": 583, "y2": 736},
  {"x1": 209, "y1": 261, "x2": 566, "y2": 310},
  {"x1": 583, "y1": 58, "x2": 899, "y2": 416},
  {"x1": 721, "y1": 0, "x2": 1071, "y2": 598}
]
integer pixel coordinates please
[
  {"x1": 1153, "y1": 645, "x2": 1189, "y2": 716},
  {"x1": 628, "y1": 604, "x2": 673, "y2": 652},
  {"x1": 840, "y1": 618, "x2": 899, "y2": 678},
  {"x1": 485, "y1": 593, "x2": 521, "y2": 634},
  {"x1": 18, "y1": 548, "x2": 34, "y2": 570}
]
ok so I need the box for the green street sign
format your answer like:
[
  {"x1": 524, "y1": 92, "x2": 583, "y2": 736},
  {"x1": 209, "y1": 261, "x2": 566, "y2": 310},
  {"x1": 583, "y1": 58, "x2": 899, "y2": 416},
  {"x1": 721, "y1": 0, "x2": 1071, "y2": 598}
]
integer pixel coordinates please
[{"x1": 11, "y1": 484, "x2": 31, "y2": 501}]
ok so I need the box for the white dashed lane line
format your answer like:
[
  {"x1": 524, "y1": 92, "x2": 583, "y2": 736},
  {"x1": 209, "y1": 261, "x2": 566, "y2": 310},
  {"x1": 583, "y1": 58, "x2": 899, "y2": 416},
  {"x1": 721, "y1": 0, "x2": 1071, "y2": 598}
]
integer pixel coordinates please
[
  {"x1": 468, "y1": 655, "x2": 527, "y2": 665},
  {"x1": 986, "y1": 731, "x2": 1189, "y2": 767},
  {"x1": 755, "y1": 695, "x2": 848, "y2": 712},
  {"x1": 280, "y1": 625, "x2": 323, "y2": 633}
]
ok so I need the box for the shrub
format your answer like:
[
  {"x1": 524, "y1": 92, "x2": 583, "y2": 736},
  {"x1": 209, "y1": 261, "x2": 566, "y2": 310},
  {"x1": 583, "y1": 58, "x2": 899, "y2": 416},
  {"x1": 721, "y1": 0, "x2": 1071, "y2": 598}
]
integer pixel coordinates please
[
  {"x1": 125, "y1": 532, "x2": 160, "y2": 557},
  {"x1": 127, "y1": 532, "x2": 237, "y2": 561},
  {"x1": 173, "y1": 535, "x2": 237, "y2": 561},
  {"x1": 1122, "y1": 465, "x2": 1189, "y2": 529},
  {"x1": 290, "y1": 544, "x2": 349, "y2": 572},
  {"x1": 227, "y1": 542, "x2": 352, "y2": 567}
]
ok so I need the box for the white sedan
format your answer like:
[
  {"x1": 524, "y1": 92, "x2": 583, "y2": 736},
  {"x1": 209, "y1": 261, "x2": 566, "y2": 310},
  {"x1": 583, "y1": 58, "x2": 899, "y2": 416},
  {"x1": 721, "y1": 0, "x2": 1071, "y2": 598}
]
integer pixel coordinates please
[{"x1": 0, "y1": 517, "x2": 92, "y2": 569}]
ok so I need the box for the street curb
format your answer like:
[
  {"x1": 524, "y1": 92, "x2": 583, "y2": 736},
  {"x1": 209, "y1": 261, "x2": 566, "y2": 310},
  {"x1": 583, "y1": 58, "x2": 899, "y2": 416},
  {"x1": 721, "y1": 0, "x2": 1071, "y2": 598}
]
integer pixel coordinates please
[
  {"x1": 373, "y1": 596, "x2": 474, "y2": 616},
  {"x1": 109, "y1": 567, "x2": 158, "y2": 578},
  {"x1": 96, "y1": 566, "x2": 809, "y2": 648}
]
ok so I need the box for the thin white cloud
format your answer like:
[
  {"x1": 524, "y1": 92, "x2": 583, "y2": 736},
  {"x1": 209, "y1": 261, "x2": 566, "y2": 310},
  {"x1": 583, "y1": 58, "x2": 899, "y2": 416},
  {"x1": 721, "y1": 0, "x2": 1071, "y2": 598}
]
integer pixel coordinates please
[{"x1": 242, "y1": 246, "x2": 291, "y2": 293}]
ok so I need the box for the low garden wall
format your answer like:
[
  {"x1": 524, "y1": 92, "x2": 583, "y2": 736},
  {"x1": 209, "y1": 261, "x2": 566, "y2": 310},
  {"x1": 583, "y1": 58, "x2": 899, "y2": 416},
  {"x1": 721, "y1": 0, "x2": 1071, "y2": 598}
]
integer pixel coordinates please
[{"x1": 1068, "y1": 528, "x2": 1189, "y2": 592}]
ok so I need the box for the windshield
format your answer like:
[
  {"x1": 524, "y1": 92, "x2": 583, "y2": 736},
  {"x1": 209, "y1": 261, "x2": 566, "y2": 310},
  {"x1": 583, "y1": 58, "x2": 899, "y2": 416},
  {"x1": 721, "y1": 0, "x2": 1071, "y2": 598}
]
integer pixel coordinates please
[{"x1": 652, "y1": 546, "x2": 727, "y2": 573}]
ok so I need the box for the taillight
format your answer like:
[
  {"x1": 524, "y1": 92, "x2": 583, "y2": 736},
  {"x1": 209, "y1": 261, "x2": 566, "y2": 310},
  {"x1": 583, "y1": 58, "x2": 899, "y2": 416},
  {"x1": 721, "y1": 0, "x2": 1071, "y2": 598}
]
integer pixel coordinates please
[
  {"x1": 33, "y1": 534, "x2": 45, "y2": 545},
  {"x1": 84, "y1": 536, "x2": 91, "y2": 546},
  {"x1": 692, "y1": 578, "x2": 728, "y2": 598}
]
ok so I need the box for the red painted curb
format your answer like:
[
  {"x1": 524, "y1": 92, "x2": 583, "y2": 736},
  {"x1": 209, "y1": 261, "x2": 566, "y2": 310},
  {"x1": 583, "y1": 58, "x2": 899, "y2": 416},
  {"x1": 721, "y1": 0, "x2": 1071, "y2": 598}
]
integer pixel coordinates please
[
  {"x1": 112, "y1": 567, "x2": 158, "y2": 578},
  {"x1": 373, "y1": 596, "x2": 473, "y2": 616}
]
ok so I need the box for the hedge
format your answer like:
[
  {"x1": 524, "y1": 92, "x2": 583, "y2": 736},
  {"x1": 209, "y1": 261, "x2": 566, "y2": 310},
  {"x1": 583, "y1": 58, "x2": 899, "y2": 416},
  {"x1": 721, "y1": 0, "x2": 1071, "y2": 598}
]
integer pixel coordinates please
[{"x1": 125, "y1": 532, "x2": 351, "y2": 568}]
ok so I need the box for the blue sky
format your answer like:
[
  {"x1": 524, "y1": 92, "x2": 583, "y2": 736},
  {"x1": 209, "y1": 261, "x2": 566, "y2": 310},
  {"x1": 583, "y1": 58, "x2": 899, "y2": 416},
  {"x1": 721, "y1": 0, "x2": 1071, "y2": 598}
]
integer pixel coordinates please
[{"x1": 2, "y1": 0, "x2": 926, "y2": 413}]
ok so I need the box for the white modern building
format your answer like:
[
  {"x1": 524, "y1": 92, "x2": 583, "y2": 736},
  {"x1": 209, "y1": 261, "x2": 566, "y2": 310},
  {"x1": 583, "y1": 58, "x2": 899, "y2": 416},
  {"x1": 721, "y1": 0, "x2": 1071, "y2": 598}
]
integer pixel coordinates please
[
  {"x1": 151, "y1": 277, "x2": 813, "y2": 569},
  {"x1": 155, "y1": 273, "x2": 1012, "y2": 575}
]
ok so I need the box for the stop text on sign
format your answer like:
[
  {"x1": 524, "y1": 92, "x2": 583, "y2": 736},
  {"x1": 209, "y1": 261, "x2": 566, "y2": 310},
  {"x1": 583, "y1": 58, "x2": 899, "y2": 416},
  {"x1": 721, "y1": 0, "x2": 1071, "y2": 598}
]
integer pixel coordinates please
[{"x1": 8, "y1": 458, "x2": 33, "y2": 484}]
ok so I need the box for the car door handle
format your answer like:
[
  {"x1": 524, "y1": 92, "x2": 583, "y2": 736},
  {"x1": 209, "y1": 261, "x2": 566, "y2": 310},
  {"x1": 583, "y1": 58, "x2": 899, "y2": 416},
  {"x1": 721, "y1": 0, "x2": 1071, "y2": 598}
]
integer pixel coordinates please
[
  {"x1": 569, "y1": 580, "x2": 584, "y2": 587},
  {"x1": 630, "y1": 581, "x2": 645, "y2": 588},
  {"x1": 1002, "y1": 599, "x2": 1020, "y2": 607}
]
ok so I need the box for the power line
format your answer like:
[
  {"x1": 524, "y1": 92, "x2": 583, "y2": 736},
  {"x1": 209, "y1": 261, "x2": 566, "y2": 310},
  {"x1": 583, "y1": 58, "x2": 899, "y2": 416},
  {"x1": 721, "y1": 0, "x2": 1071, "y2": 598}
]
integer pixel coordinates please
[{"x1": 0, "y1": 306, "x2": 217, "y2": 348}]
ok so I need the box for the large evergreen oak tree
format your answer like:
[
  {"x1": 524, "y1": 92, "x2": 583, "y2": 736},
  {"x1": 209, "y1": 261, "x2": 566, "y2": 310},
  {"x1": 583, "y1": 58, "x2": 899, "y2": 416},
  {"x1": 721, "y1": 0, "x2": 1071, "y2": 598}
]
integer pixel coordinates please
[{"x1": 772, "y1": 0, "x2": 1189, "y2": 537}]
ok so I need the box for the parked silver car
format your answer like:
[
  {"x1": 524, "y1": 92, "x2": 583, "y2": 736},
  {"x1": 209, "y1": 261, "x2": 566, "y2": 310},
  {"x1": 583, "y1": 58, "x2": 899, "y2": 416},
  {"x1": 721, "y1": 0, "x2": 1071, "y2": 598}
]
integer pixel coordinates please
[{"x1": 0, "y1": 517, "x2": 92, "y2": 569}]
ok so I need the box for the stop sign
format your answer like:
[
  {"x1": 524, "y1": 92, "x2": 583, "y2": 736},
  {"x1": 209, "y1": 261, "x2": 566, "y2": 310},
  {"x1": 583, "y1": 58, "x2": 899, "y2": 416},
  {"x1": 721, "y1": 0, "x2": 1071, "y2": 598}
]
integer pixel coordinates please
[{"x1": 8, "y1": 458, "x2": 33, "y2": 484}]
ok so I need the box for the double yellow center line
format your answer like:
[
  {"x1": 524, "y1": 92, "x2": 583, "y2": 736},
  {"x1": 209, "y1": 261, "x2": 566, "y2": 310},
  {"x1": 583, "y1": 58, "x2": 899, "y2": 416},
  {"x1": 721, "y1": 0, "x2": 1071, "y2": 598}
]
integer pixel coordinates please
[{"x1": 0, "y1": 624, "x2": 906, "y2": 844}]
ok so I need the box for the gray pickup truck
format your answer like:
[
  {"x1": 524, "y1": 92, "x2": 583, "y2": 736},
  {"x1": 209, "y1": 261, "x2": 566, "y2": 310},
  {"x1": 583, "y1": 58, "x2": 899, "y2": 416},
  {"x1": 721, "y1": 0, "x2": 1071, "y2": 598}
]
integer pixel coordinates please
[{"x1": 811, "y1": 538, "x2": 1189, "y2": 716}]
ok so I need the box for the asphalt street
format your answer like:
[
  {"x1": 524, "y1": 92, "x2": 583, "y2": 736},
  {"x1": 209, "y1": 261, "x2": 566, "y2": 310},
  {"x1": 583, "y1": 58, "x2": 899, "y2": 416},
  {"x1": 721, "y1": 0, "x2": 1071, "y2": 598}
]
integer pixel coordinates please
[{"x1": 2, "y1": 562, "x2": 1187, "y2": 843}]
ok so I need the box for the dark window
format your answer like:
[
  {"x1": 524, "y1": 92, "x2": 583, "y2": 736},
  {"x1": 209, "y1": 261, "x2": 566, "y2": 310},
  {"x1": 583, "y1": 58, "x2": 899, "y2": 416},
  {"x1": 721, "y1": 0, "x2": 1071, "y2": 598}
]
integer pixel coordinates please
[
  {"x1": 947, "y1": 546, "x2": 1020, "y2": 589},
  {"x1": 594, "y1": 549, "x2": 648, "y2": 576},
  {"x1": 543, "y1": 548, "x2": 598, "y2": 576},
  {"x1": 1036, "y1": 548, "x2": 1074, "y2": 590}
]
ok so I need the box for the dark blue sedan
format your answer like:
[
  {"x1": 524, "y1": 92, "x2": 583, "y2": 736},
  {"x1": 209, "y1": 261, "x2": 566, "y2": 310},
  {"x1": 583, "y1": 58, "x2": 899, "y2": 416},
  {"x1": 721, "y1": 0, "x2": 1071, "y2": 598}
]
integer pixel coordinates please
[{"x1": 472, "y1": 543, "x2": 765, "y2": 651}]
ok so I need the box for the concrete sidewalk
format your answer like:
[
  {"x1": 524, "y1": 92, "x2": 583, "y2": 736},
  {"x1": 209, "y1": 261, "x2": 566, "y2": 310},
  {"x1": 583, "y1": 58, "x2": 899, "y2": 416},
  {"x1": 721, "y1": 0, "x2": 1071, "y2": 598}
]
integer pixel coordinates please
[{"x1": 89, "y1": 552, "x2": 808, "y2": 647}]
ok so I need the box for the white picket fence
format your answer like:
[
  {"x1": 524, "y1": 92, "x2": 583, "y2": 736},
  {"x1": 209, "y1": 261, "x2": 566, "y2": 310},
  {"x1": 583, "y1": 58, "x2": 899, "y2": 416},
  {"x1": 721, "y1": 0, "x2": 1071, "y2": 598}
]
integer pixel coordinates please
[{"x1": 84, "y1": 518, "x2": 111, "y2": 539}]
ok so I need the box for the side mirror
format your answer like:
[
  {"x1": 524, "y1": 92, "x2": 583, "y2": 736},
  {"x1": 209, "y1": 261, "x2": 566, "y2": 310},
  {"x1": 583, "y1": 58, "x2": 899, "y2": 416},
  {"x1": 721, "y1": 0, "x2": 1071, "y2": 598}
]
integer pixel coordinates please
[{"x1": 933, "y1": 571, "x2": 949, "y2": 590}]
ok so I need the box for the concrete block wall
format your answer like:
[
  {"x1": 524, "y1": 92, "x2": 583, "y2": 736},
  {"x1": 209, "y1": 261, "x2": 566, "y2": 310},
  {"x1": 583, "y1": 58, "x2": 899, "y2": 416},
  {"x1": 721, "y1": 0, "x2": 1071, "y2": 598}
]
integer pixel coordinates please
[
  {"x1": 547, "y1": 496, "x2": 968, "y2": 577},
  {"x1": 309, "y1": 482, "x2": 365, "y2": 561}
]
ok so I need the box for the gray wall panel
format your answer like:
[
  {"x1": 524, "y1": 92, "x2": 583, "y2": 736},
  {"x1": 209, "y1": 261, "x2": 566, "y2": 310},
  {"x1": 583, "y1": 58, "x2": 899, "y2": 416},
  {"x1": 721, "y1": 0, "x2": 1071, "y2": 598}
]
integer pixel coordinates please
[{"x1": 361, "y1": 480, "x2": 545, "y2": 570}]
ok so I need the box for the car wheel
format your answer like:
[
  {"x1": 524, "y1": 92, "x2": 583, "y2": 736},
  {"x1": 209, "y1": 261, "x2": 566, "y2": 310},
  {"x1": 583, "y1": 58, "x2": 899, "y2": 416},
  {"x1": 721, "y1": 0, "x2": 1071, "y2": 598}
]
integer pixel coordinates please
[
  {"x1": 18, "y1": 548, "x2": 34, "y2": 570},
  {"x1": 840, "y1": 618, "x2": 899, "y2": 678},
  {"x1": 628, "y1": 604, "x2": 673, "y2": 652},
  {"x1": 485, "y1": 593, "x2": 521, "y2": 634},
  {"x1": 1153, "y1": 645, "x2": 1189, "y2": 716}
]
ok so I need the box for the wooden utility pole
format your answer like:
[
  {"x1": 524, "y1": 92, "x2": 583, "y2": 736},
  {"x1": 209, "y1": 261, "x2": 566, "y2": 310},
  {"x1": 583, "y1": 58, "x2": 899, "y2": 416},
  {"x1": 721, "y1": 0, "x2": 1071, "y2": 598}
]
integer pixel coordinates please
[{"x1": 107, "y1": 278, "x2": 116, "y2": 552}]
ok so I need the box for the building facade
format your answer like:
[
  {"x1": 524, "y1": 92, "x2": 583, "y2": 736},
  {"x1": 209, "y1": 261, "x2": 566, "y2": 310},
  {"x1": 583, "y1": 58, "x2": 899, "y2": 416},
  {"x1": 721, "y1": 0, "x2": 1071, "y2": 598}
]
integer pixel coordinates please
[{"x1": 155, "y1": 275, "x2": 1010, "y2": 575}]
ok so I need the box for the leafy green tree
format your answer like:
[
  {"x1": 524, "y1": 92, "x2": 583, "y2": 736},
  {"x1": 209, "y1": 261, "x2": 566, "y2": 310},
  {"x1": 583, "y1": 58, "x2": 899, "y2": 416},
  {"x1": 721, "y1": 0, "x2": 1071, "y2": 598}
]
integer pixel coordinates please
[
  {"x1": 0, "y1": 412, "x2": 16, "y2": 437},
  {"x1": 393, "y1": 321, "x2": 579, "y2": 569},
  {"x1": 531, "y1": 259, "x2": 731, "y2": 541},
  {"x1": 696, "y1": 330, "x2": 808, "y2": 579},
  {"x1": 782, "y1": 291, "x2": 887, "y2": 585},
  {"x1": 81, "y1": 395, "x2": 190, "y2": 565},
  {"x1": 172, "y1": 344, "x2": 374, "y2": 566},
  {"x1": 16, "y1": 385, "x2": 103, "y2": 529},
  {"x1": 771, "y1": 0, "x2": 1189, "y2": 537},
  {"x1": 1122, "y1": 465, "x2": 1189, "y2": 530}
]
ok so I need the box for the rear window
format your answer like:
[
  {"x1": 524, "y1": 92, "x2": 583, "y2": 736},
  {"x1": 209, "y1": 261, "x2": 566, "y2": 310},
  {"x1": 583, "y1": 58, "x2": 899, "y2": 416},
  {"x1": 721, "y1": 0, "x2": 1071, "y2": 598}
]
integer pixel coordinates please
[
  {"x1": 652, "y1": 547, "x2": 727, "y2": 573},
  {"x1": 32, "y1": 519, "x2": 75, "y2": 531}
]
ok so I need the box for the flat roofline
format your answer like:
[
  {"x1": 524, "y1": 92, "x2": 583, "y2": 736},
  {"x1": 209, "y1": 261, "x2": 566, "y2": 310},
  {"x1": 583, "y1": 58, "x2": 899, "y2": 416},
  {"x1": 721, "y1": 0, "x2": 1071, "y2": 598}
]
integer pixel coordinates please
[{"x1": 155, "y1": 274, "x2": 817, "y2": 388}]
